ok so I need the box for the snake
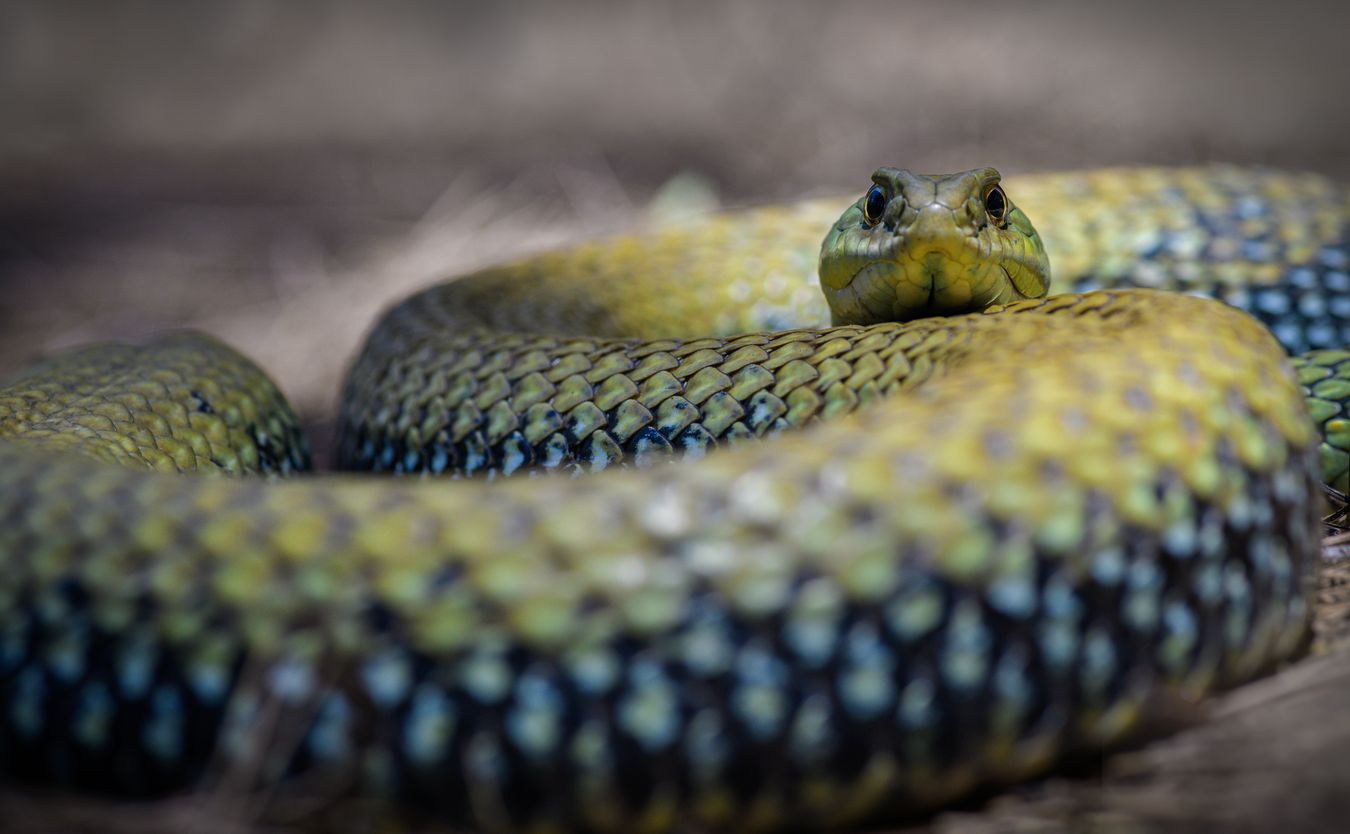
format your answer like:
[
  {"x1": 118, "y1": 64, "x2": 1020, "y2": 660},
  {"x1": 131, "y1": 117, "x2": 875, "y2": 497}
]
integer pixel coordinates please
[{"x1": 1, "y1": 165, "x2": 1348, "y2": 833}]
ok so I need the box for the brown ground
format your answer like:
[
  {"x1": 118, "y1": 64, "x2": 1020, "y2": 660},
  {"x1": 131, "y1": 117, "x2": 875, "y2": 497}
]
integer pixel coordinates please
[{"x1": 1, "y1": 2, "x2": 1349, "y2": 832}]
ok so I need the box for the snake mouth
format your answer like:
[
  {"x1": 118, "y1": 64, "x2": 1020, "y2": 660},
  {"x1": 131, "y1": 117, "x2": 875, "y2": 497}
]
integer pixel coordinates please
[{"x1": 840, "y1": 236, "x2": 1002, "y2": 322}]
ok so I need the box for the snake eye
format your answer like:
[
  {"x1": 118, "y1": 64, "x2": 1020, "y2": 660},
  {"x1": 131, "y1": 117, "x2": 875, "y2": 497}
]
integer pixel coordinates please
[
  {"x1": 984, "y1": 184, "x2": 1008, "y2": 225},
  {"x1": 863, "y1": 185, "x2": 888, "y2": 225}
]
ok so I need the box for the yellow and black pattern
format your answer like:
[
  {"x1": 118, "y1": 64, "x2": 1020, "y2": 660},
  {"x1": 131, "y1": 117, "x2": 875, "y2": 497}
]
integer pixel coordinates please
[{"x1": 0, "y1": 166, "x2": 1344, "y2": 833}]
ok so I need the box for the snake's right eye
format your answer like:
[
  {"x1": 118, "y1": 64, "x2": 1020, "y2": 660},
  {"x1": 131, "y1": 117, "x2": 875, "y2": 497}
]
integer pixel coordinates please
[{"x1": 863, "y1": 185, "x2": 888, "y2": 225}]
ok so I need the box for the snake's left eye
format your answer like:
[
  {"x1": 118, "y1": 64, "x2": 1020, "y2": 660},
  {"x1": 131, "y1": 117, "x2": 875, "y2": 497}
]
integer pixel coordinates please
[
  {"x1": 984, "y1": 184, "x2": 1008, "y2": 225},
  {"x1": 863, "y1": 185, "x2": 888, "y2": 225}
]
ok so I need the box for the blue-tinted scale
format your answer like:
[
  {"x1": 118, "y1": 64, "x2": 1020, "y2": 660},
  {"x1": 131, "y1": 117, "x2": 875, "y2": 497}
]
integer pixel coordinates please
[
  {"x1": 986, "y1": 570, "x2": 1038, "y2": 619},
  {"x1": 72, "y1": 681, "x2": 115, "y2": 749},
  {"x1": 378, "y1": 440, "x2": 397, "y2": 470},
  {"x1": 730, "y1": 643, "x2": 791, "y2": 740},
  {"x1": 1222, "y1": 563, "x2": 1254, "y2": 646},
  {"x1": 461, "y1": 432, "x2": 492, "y2": 475},
  {"x1": 679, "y1": 601, "x2": 736, "y2": 677},
  {"x1": 218, "y1": 689, "x2": 261, "y2": 761},
  {"x1": 837, "y1": 623, "x2": 897, "y2": 721},
  {"x1": 628, "y1": 427, "x2": 673, "y2": 463},
  {"x1": 358, "y1": 436, "x2": 377, "y2": 467},
  {"x1": 1269, "y1": 466, "x2": 1301, "y2": 499},
  {"x1": 505, "y1": 671, "x2": 564, "y2": 759},
  {"x1": 1254, "y1": 289, "x2": 1291, "y2": 316},
  {"x1": 1273, "y1": 322, "x2": 1306, "y2": 352},
  {"x1": 266, "y1": 656, "x2": 317, "y2": 704},
  {"x1": 684, "y1": 708, "x2": 731, "y2": 776},
  {"x1": 1162, "y1": 518, "x2": 1198, "y2": 559},
  {"x1": 187, "y1": 657, "x2": 231, "y2": 705},
  {"x1": 463, "y1": 731, "x2": 507, "y2": 784},
  {"x1": 116, "y1": 634, "x2": 158, "y2": 699},
  {"x1": 404, "y1": 683, "x2": 457, "y2": 765},
  {"x1": 1268, "y1": 540, "x2": 1293, "y2": 589},
  {"x1": 567, "y1": 719, "x2": 616, "y2": 775},
  {"x1": 897, "y1": 674, "x2": 938, "y2": 730},
  {"x1": 884, "y1": 574, "x2": 949, "y2": 642},
  {"x1": 498, "y1": 433, "x2": 533, "y2": 475},
  {"x1": 1042, "y1": 574, "x2": 1082, "y2": 621},
  {"x1": 458, "y1": 647, "x2": 513, "y2": 704},
  {"x1": 787, "y1": 694, "x2": 837, "y2": 765},
  {"x1": 784, "y1": 608, "x2": 841, "y2": 667},
  {"x1": 1242, "y1": 240, "x2": 1274, "y2": 261},
  {"x1": 1134, "y1": 231, "x2": 1168, "y2": 260},
  {"x1": 0, "y1": 615, "x2": 31, "y2": 673},
  {"x1": 9, "y1": 667, "x2": 45, "y2": 738},
  {"x1": 939, "y1": 601, "x2": 993, "y2": 695},
  {"x1": 676, "y1": 425, "x2": 716, "y2": 458},
  {"x1": 578, "y1": 433, "x2": 620, "y2": 473},
  {"x1": 1289, "y1": 267, "x2": 1319, "y2": 290},
  {"x1": 362, "y1": 648, "x2": 413, "y2": 708},
  {"x1": 1037, "y1": 620, "x2": 1080, "y2": 672},
  {"x1": 306, "y1": 692, "x2": 354, "y2": 763},
  {"x1": 1090, "y1": 547, "x2": 1127, "y2": 587},
  {"x1": 1079, "y1": 627, "x2": 1118, "y2": 695},
  {"x1": 990, "y1": 645, "x2": 1035, "y2": 726},
  {"x1": 567, "y1": 648, "x2": 620, "y2": 694},
  {"x1": 1194, "y1": 561, "x2": 1224, "y2": 604},
  {"x1": 1222, "y1": 286, "x2": 1252, "y2": 310},
  {"x1": 537, "y1": 434, "x2": 570, "y2": 469},
  {"x1": 1158, "y1": 599, "x2": 1199, "y2": 670},
  {"x1": 1307, "y1": 322, "x2": 1338, "y2": 349},
  {"x1": 1248, "y1": 482, "x2": 1275, "y2": 531},
  {"x1": 1226, "y1": 493, "x2": 1253, "y2": 531},
  {"x1": 45, "y1": 624, "x2": 88, "y2": 683},
  {"x1": 1234, "y1": 196, "x2": 1267, "y2": 219},
  {"x1": 1123, "y1": 559, "x2": 1163, "y2": 633},
  {"x1": 142, "y1": 686, "x2": 186, "y2": 763},
  {"x1": 1198, "y1": 509, "x2": 1227, "y2": 560},
  {"x1": 616, "y1": 659, "x2": 681, "y2": 752},
  {"x1": 1320, "y1": 245, "x2": 1350, "y2": 269}
]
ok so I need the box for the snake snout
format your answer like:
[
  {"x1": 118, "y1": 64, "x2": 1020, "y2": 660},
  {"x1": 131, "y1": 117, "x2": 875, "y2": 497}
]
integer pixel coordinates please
[{"x1": 904, "y1": 202, "x2": 978, "y2": 245}]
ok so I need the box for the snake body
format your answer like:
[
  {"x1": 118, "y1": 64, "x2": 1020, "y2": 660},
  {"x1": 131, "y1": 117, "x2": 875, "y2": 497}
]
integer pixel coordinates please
[{"x1": 1, "y1": 166, "x2": 1348, "y2": 832}]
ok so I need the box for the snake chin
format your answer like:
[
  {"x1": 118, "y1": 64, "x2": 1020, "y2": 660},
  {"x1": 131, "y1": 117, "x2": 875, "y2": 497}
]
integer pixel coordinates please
[{"x1": 834, "y1": 255, "x2": 1008, "y2": 323}]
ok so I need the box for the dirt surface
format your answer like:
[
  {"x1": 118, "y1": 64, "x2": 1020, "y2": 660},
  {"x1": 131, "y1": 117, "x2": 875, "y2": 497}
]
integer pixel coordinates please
[{"x1": 2, "y1": 2, "x2": 1349, "y2": 832}]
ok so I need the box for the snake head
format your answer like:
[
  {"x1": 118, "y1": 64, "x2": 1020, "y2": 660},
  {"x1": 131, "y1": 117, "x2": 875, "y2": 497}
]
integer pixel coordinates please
[{"x1": 818, "y1": 166, "x2": 1051, "y2": 325}]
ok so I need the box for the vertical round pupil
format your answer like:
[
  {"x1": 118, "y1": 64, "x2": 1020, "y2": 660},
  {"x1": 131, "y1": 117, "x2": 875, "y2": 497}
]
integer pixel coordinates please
[{"x1": 865, "y1": 186, "x2": 887, "y2": 223}]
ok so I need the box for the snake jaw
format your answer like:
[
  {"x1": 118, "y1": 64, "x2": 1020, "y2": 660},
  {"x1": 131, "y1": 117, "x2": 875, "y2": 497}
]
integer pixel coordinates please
[{"x1": 840, "y1": 245, "x2": 1010, "y2": 324}]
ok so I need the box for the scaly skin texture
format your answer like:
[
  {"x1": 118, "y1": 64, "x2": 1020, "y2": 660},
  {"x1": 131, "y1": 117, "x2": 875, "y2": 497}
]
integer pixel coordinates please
[{"x1": 0, "y1": 166, "x2": 1346, "y2": 833}]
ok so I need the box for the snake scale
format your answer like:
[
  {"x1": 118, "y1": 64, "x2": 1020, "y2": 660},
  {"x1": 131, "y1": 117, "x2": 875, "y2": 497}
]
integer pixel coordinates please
[{"x1": 2, "y1": 165, "x2": 1349, "y2": 833}]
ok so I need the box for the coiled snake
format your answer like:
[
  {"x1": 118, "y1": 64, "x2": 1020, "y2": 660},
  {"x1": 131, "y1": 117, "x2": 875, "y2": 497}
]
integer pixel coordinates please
[{"x1": 1, "y1": 166, "x2": 1348, "y2": 832}]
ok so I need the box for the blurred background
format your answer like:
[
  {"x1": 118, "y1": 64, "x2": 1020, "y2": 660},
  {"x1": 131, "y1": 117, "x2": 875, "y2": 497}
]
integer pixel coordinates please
[{"x1": 2, "y1": 0, "x2": 1348, "y2": 444}]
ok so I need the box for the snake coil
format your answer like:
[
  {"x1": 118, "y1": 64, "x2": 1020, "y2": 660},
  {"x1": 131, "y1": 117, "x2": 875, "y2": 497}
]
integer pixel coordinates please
[{"x1": 0, "y1": 166, "x2": 1347, "y2": 832}]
